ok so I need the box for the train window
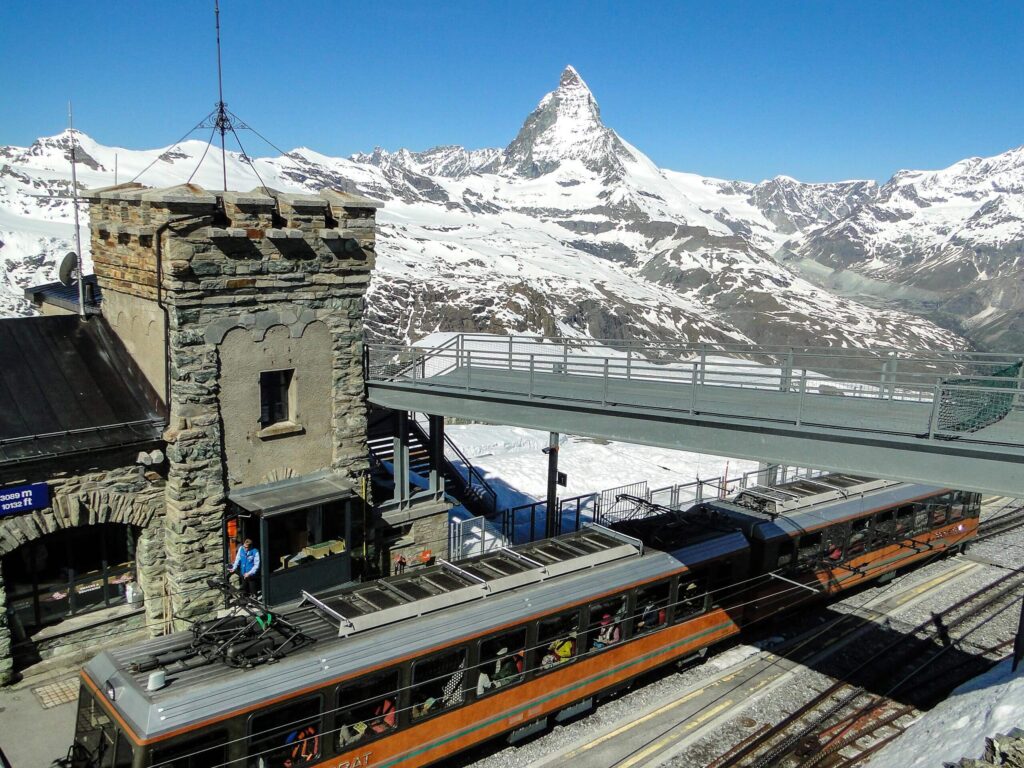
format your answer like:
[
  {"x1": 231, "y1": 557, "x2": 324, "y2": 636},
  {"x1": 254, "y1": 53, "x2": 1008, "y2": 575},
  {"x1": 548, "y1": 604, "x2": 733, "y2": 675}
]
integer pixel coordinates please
[
  {"x1": 968, "y1": 493, "x2": 982, "y2": 517},
  {"x1": 823, "y1": 527, "x2": 845, "y2": 563},
  {"x1": 775, "y1": 541, "x2": 796, "y2": 569},
  {"x1": 248, "y1": 695, "x2": 322, "y2": 768},
  {"x1": 913, "y1": 503, "x2": 930, "y2": 533},
  {"x1": 635, "y1": 581, "x2": 670, "y2": 635},
  {"x1": 476, "y1": 628, "x2": 526, "y2": 696},
  {"x1": 536, "y1": 611, "x2": 580, "y2": 670},
  {"x1": 675, "y1": 574, "x2": 708, "y2": 622},
  {"x1": 895, "y1": 505, "x2": 915, "y2": 537},
  {"x1": 411, "y1": 648, "x2": 467, "y2": 720},
  {"x1": 586, "y1": 595, "x2": 628, "y2": 652},
  {"x1": 872, "y1": 512, "x2": 894, "y2": 548},
  {"x1": 151, "y1": 730, "x2": 227, "y2": 767},
  {"x1": 336, "y1": 669, "x2": 400, "y2": 750},
  {"x1": 848, "y1": 519, "x2": 871, "y2": 556},
  {"x1": 929, "y1": 502, "x2": 948, "y2": 527},
  {"x1": 948, "y1": 493, "x2": 966, "y2": 521},
  {"x1": 74, "y1": 689, "x2": 135, "y2": 768},
  {"x1": 797, "y1": 532, "x2": 822, "y2": 563}
]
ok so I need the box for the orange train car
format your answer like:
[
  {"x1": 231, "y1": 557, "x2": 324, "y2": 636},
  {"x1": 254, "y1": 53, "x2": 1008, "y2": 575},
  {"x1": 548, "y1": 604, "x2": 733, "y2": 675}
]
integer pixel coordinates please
[{"x1": 70, "y1": 474, "x2": 978, "y2": 768}]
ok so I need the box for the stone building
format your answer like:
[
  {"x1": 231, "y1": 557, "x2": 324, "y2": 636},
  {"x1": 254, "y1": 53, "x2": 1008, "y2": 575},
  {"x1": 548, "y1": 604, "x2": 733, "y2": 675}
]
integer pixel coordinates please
[{"x1": 0, "y1": 183, "x2": 448, "y2": 684}]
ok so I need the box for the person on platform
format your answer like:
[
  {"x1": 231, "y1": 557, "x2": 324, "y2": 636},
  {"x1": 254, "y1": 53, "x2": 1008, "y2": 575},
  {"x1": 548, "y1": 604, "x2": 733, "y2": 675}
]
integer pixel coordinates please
[{"x1": 229, "y1": 538, "x2": 261, "y2": 597}]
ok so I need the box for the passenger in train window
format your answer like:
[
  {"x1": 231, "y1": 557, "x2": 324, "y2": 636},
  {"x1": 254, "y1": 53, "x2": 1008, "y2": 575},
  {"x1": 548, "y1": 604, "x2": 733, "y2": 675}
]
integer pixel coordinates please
[
  {"x1": 370, "y1": 698, "x2": 396, "y2": 734},
  {"x1": 411, "y1": 650, "x2": 467, "y2": 720},
  {"x1": 587, "y1": 596, "x2": 626, "y2": 651},
  {"x1": 676, "y1": 579, "x2": 705, "y2": 619},
  {"x1": 825, "y1": 541, "x2": 843, "y2": 561},
  {"x1": 541, "y1": 633, "x2": 577, "y2": 668},
  {"x1": 537, "y1": 612, "x2": 580, "y2": 669},
  {"x1": 635, "y1": 581, "x2": 670, "y2": 633},
  {"x1": 848, "y1": 519, "x2": 870, "y2": 555},
  {"x1": 336, "y1": 670, "x2": 399, "y2": 749},
  {"x1": 593, "y1": 614, "x2": 621, "y2": 648}
]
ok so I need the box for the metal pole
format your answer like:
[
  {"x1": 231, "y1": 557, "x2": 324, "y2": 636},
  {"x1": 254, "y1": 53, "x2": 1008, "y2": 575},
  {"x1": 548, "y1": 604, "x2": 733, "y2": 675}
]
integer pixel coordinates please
[
  {"x1": 603, "y1": 358, "x2": 609, "y2": 405},
  {"x1": 67, "y1": 102, "x2": 85, "y2": 319},
  {"x1": 796, "y1": 369, "x2": 807, "y2": 426},
  {"x1": 214, "y1": 0, "x2": 228, "y2": 191},
  {"x1": 690, "y1": 362, "x2": 698, "y2": 413},
  {"x1": 927, "y1": 381, "x2": 942, "y2": 438},
  {"x1": 529, "y1": 354, "x2": 535, "y2": 399},
  {"x1": 545, "y1": 433, "x2": 559, "y2": 539}
]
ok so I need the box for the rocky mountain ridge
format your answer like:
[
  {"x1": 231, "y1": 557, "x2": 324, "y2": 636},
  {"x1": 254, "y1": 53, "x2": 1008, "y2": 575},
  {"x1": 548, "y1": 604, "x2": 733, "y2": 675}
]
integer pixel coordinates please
[{"x1": 1, "y1": 66, "x2": 1013, "y2": 353}]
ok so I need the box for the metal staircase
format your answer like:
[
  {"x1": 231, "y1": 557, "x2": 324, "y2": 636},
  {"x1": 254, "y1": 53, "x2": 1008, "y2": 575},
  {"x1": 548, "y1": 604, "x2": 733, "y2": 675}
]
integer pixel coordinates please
[{"x1": 367, "y1": 409, "x2": 498, "y2": 518}]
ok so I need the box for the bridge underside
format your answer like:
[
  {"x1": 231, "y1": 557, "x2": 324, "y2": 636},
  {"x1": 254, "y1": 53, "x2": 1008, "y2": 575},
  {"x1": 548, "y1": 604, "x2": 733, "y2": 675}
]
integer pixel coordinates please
[{"x1": 368, "y1": 367, "x2": 1024, "y2": 497}]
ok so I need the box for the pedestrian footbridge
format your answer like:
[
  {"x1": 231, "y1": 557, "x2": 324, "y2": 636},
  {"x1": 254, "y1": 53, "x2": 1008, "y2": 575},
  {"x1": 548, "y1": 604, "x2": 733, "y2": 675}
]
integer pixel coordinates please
[{"x1": 365, "y1": 335, "x2": 1024, "y2": 497}]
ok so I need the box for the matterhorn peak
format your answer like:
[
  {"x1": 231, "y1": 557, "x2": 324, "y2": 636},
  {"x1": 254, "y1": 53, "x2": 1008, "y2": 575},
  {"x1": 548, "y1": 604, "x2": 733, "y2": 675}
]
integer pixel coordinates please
[{"x1": 499, "y1": 65, "x2": 632, "y2": 179}]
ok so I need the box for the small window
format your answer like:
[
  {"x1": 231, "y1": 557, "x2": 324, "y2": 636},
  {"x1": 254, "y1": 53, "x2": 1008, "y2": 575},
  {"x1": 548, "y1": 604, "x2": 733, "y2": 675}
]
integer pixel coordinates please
[
  {"x1": 74, "y1": 692, "x2": 117, "y2": 766},
  {"x1": 635, "y1": 581, "x2": 671, "y2": 635},
  {"x1": 248, "y1": 696, "x2": 322, "y2": 768},
  {"x1": 586, "y1": 595, "x2": 627, "y2": 652},
  {"x1": 536, "y1": 611, "x2": 579, "y2": 670},
  {"x1": 913, "y1": 503, "x2": 930, "y2": 533},
  {"x1": 798, "y1": 531, "x2": 823, "y2": 563},
  {"x1": 260, "y1": 369, "x2": 294, "y2": 428},
  {"x1": 336, "y1": 669, "x2": 400, "y2": 750},
  {"x1": 823, "y1": 527, "x2": 846, "y2": 563},
  {"x1": 411, "y1": 649, "x2": 467, "y2": 720},
  {"x1": 848, "y1": 519, "x2": 871, "y2": 556},
  {"x1": 928, "y1": 502, "x2": 948, "y2": 527},
  {"x1": 151, "y1": 730, "x2": 227, "y2": 767},
  {"x1": 895, "y1": 505, "x2": 915, "y2": 536},
  {"x1": 675, "y1": 573, "x2": 709, "y2": 622},
  {"x1": 775, "y1": 540, "x2": 796, "y2": 569},
  {"x1": 476, "y1": 628, "x2": 526, "y2": 696}
]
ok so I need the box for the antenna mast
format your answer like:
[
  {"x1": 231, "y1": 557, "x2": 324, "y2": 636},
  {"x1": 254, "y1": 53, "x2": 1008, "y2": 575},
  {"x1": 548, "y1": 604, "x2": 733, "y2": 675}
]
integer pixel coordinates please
[
  {"x1": 67, "y1": 101, "x2": 86, "y2": 319},
  {"x1": 214, "y1": 0, "x2": 228, "y2": 191}
]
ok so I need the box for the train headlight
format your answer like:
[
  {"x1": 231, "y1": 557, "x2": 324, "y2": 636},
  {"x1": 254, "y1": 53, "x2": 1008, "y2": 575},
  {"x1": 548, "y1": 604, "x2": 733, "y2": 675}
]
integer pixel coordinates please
[{"x1": 104, "y1": 679, "x2": 116, "y2": 701}]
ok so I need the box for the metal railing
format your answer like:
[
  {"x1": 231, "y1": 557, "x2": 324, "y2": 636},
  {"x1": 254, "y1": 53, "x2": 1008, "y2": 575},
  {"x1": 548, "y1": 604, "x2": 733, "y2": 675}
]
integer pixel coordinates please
[
  {"x1": 494, "y1": 464, "x2": 828, "y2": 544},
  {"x1": 367, "y1": 334, "x2": 1024, "y2": 447}
]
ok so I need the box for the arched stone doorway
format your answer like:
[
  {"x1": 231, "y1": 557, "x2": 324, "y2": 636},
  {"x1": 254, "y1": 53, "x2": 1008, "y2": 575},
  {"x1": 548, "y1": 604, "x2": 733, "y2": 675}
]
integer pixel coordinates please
[{"x1": 0, "y1": 484, "x2": 164, "y2": 684}]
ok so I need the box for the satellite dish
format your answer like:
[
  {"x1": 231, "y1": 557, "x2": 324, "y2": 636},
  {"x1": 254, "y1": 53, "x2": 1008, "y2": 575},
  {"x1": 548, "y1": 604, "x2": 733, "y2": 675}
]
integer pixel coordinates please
[{"x1": 59, "y1": 252, "x2": 79, "y2": 287}]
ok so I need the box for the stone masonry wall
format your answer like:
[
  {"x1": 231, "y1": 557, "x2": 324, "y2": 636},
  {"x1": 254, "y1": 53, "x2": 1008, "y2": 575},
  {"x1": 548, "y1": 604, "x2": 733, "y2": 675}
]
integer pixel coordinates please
[
  {"x1": 88, "y1": 184, "x2": 378, "y2": 627},
  {"x1": 0, "y1": 462, "x2": 165, "y2": 684}
]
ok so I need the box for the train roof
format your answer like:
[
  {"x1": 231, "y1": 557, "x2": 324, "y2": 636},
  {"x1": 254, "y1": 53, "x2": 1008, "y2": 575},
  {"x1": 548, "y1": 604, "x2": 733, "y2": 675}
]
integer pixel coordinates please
[
  {"x1": 84, "y1": 525, "x2": 748, "y2": 741},
  {"x1": 700, "y1": 476, "x2": 947, "y2": 541}
]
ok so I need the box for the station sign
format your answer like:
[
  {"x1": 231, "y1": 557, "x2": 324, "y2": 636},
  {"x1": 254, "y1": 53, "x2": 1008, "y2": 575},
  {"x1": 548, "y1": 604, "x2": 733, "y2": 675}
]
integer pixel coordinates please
[
  {"x1": 557, "y1": 472, "x2": 568, "y2": 487},
  {"x1": 0, "y1": 483, "x2": 50, "y2": 517}
]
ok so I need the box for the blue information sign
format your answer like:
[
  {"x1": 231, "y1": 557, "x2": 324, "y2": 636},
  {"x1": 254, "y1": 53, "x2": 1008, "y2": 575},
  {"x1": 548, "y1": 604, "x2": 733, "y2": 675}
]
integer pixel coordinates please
[{"x1": 0, "y1": 483, "x2": 50, "y2": 516}]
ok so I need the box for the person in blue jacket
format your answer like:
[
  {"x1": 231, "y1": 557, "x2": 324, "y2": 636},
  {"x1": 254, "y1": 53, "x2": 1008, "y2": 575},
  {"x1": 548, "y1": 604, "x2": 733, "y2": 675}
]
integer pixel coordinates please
[{"x1": 228, "y1": 538, "x2": 261, "y2": 597}]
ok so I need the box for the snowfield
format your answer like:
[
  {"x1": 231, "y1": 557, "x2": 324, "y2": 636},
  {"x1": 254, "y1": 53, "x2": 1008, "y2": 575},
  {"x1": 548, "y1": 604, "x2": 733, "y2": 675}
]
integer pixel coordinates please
[{"x1": 865, "y1": 657, "x2": 1024, "y2": 768}]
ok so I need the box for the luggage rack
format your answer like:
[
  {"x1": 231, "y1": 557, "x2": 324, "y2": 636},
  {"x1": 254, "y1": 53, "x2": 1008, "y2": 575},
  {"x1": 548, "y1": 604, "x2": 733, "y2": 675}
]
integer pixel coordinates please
[{"x1": 300, "y1": 524, "x2": 643, "y2": 638}]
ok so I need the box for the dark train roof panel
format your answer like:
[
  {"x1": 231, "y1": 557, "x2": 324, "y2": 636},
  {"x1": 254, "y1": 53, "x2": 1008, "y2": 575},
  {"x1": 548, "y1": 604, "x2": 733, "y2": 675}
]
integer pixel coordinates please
[{"x1": 0, "y1": 315, "x2": 165, "y2": 465}]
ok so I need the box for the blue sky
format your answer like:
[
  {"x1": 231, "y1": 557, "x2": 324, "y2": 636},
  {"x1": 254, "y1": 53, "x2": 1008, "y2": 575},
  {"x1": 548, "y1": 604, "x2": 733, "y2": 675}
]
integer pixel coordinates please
[{"x1": 1, "y1": 1, "x2": 1022, "y2": 182}]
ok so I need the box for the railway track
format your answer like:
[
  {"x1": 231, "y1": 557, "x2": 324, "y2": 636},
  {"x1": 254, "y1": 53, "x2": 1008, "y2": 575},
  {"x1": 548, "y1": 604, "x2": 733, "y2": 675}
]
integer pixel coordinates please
[
  {"x1": 973, "y1": 500, "x2": 1024, "y2": 542},
  {"x1": 523, "y1": 503, "x2": 1024, "y2": 768},
  {"x1": 713, "y1": 569, "x2": 1024, "y2": 768}
]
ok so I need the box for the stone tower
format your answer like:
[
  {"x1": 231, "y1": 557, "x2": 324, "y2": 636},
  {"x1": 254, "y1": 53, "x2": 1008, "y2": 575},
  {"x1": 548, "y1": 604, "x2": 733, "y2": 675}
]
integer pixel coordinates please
[{"x1": 88, "y1": 183, "x2": 379, "y2": 624}]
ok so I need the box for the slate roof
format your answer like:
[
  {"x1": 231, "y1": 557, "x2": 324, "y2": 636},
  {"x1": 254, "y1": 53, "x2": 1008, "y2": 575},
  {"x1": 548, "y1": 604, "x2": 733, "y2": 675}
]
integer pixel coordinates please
[
  {"x1": 23, "y1": 274, "x2": 102, "y2": 315},
  {"x1": 0, "y1": 315, "x2": 166, "y2": 465}
]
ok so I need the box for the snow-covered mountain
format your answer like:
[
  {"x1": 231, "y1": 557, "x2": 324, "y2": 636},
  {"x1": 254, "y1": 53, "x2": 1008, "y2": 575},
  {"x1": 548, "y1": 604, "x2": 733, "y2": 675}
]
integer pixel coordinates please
[
  {"x1": 783, "y1": 146, "x2": 1024, "y2": 350},
  {"x1": 0, "y1": 66, "x2": 984, "y2": 354}
]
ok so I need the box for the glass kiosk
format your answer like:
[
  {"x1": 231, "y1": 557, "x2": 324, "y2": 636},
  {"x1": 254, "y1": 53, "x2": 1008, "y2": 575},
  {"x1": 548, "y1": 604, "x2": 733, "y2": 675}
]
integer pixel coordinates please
[{"x1": 226, "y1": 472, "x2": 355, "y2": 605}]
